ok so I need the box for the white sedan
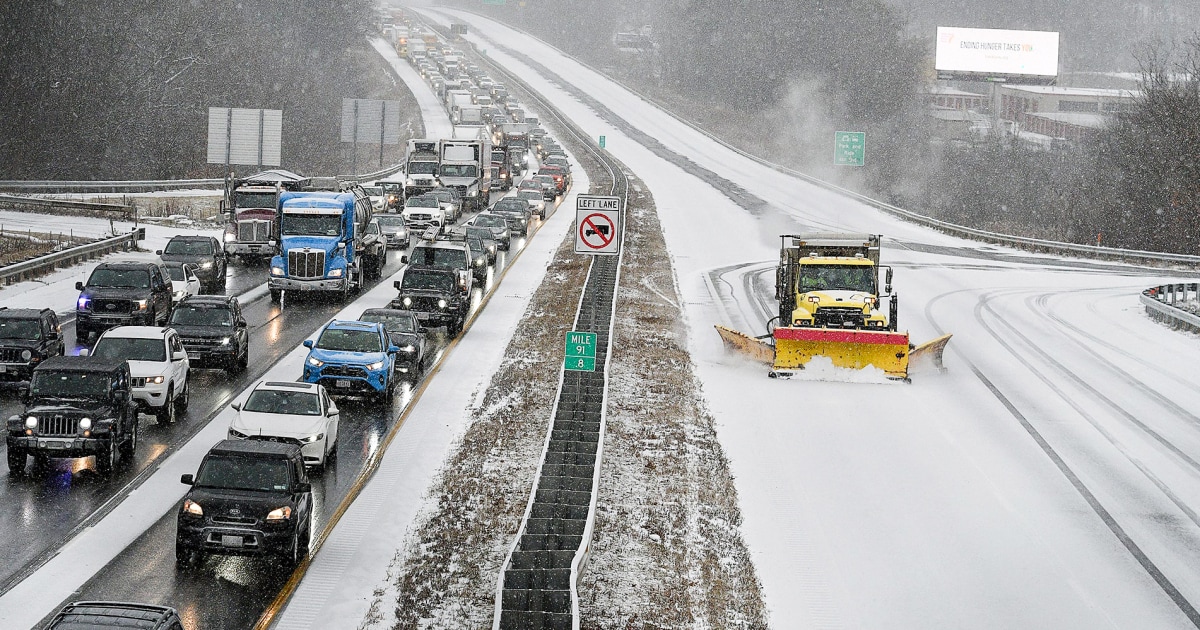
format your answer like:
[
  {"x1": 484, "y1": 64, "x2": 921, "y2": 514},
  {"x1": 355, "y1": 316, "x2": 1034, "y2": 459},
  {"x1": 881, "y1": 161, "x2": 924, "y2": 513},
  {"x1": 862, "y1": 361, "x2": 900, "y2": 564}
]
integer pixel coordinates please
[
  {"x1": 228, "y1": 381, "x2": 339, "y2": 470},
  {"x1": 164, "y1": 262, "x2": 202, "y2": 304}
]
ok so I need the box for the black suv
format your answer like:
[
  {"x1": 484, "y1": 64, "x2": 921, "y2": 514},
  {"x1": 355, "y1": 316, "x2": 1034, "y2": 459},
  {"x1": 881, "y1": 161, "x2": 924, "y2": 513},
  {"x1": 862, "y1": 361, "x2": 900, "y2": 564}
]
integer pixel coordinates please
[
  {"x1": 46, "y1": 601, "x2": 183, "y2": 630},
  {"x1": 167, "y1": 295, "x2": 249, "y2": 374},
  {"x1": 158, "y1": 235, "x2": 227, "y2": 293},
  {"x1": 6, "y1": 356, "x2": 137, "y2": 475},
  {"x1": 176, "y1": 440, "x2": 313, "y2": 567},
  {"x1": 359, "y1": 308, "x2": 428, "y2": 378},
  {"x1": 392, "y1": 268, "x2": 468, "y2": 336},
  {"x1": 75, "y1": 261, "x2": 173, "y2": 343},
  {"x1": 0, "y1": 307, "x2": 63, "y2": 383}
]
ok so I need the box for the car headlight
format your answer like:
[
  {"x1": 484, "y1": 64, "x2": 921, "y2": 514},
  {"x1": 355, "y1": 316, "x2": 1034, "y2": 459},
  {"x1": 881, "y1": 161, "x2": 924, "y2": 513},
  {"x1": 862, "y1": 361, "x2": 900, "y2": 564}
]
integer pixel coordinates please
[
  {"x1": 271, "y1": 266, "x2": 284, "y2": 277},
  {"x1": 224, "y1": 233, "x2": 237, "y2": 242},
  {"x1": 402, "y1": 297, "x2": 412, "y2": 307},
  {"x1": 25, "y1": 416, "x2": 37, "y2": 429},
  {"x1": 79, "y1": 417, "x2": 92, "y2": 430},
  {"x1": 307, "y1": 356, "x2": 324, "y2": 367},
  {"x1": 266, "y1": 506, "x2": 293, "y2": 522},
  {"x1": 399, "y1": 344, "x2": 416, "y2": 353},
  {"x1": 475, "y1": 259, "x2": 484, "y2": 267},
  {"x1": 487, "y1": 245, "x2": 495, "y2": 255},
  {"x1": 77, "y1": 295, "x2": 90, "y2": 310},
  {"x1": 20, "y1": 349, "x2": 32, "y2": 361},
  {"x1": 134, "y1": 299, "x2": 148, "y2": 311},
  {"x1": 367, "y1": 360, "x2": 385, "y2": 371},
  {"x1": 183, "y1": 499, "x2": 203, "y2": 517},
  {"x1": 200, "y1": 261, "x2": 214, "y2": 269},
  {"x1": 150, "y1": 375, "x2": 165, "y2": 384},
  {"x1": 328, "y1": 268, "x2": 344, "y2": 278},
  {"x1": 228, "y1": 428, "x2": 248, "y2": 439},
  {"x1": 220, "y1": 337, "x2": 232, "y2": 346},
  {"x1": 437, "y1": 299, "x2": 447, "y2": 309},
  {"x1": 300, "y1": 433, "x2": 324, "y2": 444}
]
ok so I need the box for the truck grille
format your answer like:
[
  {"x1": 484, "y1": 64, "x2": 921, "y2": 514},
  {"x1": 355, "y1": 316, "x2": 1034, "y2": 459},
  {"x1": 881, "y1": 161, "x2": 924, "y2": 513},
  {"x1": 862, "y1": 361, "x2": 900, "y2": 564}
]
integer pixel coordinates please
[
  {"x1": 407, "y1": 212, "x2": 433, "y2": 223},
  {"x1": 407, "y1": 296, "x2": 445, "y2": 311},
  {"x1": 237, "y1": 219, "x2": 272, "y2": 243},
  {"x1": 0, "y1": 348, "x2": 28, "y2": 363},
  {"x1": 288, "y1": 250, "x2": 325, "y2": 280},
  {"x1": 131, "y1": 377, "x2": 147, "y2": 388},
  {"x1": 93, "y1": 298, "x2": 131, "y2": 313},
  {"x1": 39, "y1": 414, "x2": 77, "y2": 437},
  {"x1": 182, "y1": 338, "x2": 223, "y2": 352},
  {"x1": 323, "y1": 365, "x2": 368, "y2": 378}
]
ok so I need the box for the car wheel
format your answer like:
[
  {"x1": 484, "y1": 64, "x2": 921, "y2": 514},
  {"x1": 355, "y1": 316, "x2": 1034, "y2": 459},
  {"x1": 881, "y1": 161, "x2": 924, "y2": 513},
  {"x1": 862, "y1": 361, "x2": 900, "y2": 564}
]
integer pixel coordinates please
[
  {"x1": 299, "y1": 523, "x2": 311, "y2": 557},
  {"x1": 95, "y1": 437, "x2": 116, "y2": 475},
  {"x1": 175, "y1": 381, "x2": 189, "y2": 413},
  {"x1": 282, "y1": 530, "x2": 301, "y2": 567},
  {"x1": 230, "y1": 345, "x2": 248, "y2": 375},
  {"x1": 156, "y1": 387, "x2": 176, "y2": 424},
  {"x1": 6, "y1": 449, "x2": 25, "y2": 476},
  {"x1": 119, "y1": 420, "x2": 137, "y2": 459}
]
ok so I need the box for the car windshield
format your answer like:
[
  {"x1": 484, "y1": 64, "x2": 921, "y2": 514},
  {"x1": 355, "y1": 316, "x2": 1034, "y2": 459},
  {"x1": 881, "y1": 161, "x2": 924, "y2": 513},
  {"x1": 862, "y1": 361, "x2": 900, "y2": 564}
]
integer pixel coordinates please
[
  {"x1": 797, "y1": 265, "x2": 876, "y2": 294},
  {"x1": 440, "y1": 164, "x2": 477, "y2": 178},
  {"x1": 169, "y1": 305, "x2": 232, "y2": 327},
  {"x1": 465, "y1": 227, "x2": 492, "y2": 241},
  {"x1": 195, "y1": 455, "x2": 291, "y2": 492},
  {"x1": 376, "y1": 216, "x2": 405, "y2": 228},
  {"x1": 165, "y1": 266, "x2": 188, "y2": 282},
  {"x1": 409, "y1": 246, "x2": 464, "y2": 269},
  {"x1": 242, "y1": 389, "x2": 321, "y2": 416},
  {"x1": 494, "y1": 201, "x2": 526, "y2": 214},
  {"x1": 360, "y1": 312, "x2": 417, "y2": 333},
  {"x1": 474, "y1": 215, "x2": 507, "y2": 228},
  {"x1": 402, "y1": 271, "x2": 455, "y2": 292},
  {"x1": 315, "y1": 328, "x2": 382, "y2": 353},
  {"x1": 517, "y1": 190, "x2": 540, "y2": 201},
  {"x1": 87, "y1": 268, "x2": 149, "y2": 289},
  {"x1": 362, "y1": 186, "x2": 383, "y2": 196},
  {"x1": 163, "y1": 240, "x2": 213, "y2": 255},
  {"x1": 282, "y1": 213, "x2": 341, "y2": 236},
  {"x1": 91, "y1": 336, "x2": 166, "y2": 362},
  {"x1": 0, "y1": 319, "x2": 42, "y2": 340},
  {"x1": 30, "y1": 370, "x2": 111, "y2": 398},
  {"x1": 408, "y1": 161, "x2": 437, "y2": 175},
  {"x1": 406, "y1": 197, "x2": 440, "y2": 209}
]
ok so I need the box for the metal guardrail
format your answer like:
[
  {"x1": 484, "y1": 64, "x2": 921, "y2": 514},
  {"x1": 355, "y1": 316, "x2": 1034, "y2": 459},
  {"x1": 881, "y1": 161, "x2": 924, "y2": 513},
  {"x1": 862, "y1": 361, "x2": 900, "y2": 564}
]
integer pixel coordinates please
[
  {"x1": 0, "y1": 193, "x2": 134, "y2": 216},
  {"x1": 0, "y1": 179, "x2": 223, "y2": 193},
  {"x1": 0, "y1": 228, "x2": 143, "y2": 286},
  {"x1": 1141, "y1": 283, "x2": 1200, "y2": 332},
  {"x1": 446, "y1": 7, "x2": 1200, "y2": 269}
]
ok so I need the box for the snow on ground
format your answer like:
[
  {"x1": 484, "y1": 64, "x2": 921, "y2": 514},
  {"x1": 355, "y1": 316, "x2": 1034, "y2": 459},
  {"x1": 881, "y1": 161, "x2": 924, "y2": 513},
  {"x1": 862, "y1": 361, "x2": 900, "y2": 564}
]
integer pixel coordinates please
[
  {"x1": 438, "y1": 10, "x2": 1200, "y2": 629},
  {"x1": 370, "y1": 37, "x2": 454, "y2": 140}
]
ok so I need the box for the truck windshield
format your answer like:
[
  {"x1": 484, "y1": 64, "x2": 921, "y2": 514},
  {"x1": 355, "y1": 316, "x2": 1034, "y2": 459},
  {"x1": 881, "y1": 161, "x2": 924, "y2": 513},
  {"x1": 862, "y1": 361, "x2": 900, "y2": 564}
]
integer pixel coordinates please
[
  {"x1": 797, "y1": 265, "x2": 876, "y2": 294},
  {"x1": 402, "y1": 271, "x2": 455, "y2": 292},
  {"x1": 408, "y1": 161, "x2": 437, "y2": 175},
  {"x1": 409, "y1": 247, "x2": 464, "y2": 270},
  {"x1": 92, "y1": 337, "x2": 167, "y2": 363},
  {"x1": 316, "y1": 328, "x2": 383, "y2": 353},
  {"x1": 87, "y1": 268, "x2": 149, "y2": 289},
  {"x1": 282, "y1": 214, "x2": 341, "y2": 236},
  {"x1": 440, "y1": 164, "x2": 477, "y2": 178},
  {"x1": 195, "y1": 455, "x2": 291, "y2": 492},
  {"x1": 30, "y1": 370, "x2": 111, "y2": 399},
  {"x1": 233, "y1": 191, "x2": 277, "y2": 210}
]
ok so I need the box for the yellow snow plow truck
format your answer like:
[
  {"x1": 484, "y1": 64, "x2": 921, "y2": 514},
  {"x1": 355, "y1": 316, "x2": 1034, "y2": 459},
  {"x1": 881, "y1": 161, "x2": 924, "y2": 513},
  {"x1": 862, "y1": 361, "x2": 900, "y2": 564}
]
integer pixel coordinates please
[{"x1": 716, "y1": 233, "x2": 951, "y2": 380}]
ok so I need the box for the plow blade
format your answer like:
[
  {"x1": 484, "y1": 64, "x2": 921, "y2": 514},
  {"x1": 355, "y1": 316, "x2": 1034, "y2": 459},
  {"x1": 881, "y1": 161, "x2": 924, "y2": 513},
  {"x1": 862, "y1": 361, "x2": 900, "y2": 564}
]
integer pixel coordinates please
[
  {"x1": 773, "y1": 327, "x2": 911, "y2": 379},
  {"x1": 909, "y1": 333, "x2": 953, "y2": 373},
  {"x1": 715, "y1": 325, "x2": 775, "y2": 365}
]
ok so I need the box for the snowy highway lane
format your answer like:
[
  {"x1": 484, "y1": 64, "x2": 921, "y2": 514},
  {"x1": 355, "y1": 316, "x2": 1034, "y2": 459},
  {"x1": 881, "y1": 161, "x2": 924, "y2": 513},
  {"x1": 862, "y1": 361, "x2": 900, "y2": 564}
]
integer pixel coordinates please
[{"x1": 440, "y1": 9, "x2": 1200, "y2": 629}]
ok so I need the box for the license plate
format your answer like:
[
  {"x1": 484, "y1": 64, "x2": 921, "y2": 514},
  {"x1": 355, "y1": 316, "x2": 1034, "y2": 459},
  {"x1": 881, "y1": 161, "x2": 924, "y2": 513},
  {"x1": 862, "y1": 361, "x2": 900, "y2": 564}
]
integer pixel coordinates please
[
  {"x1": 221, "y1": 535, "x2": 243, "y2": 548},
  {"x1": 249, "y1": 245, "x2": 261, "y2": 251},
  {"x1": 0, "y1": 365, "x2": 7, "y2": 373},
  {"x1": 47, "y1": 441, "x2": 66, "y2": 449},
  {"x1": 335, "y1": 379, "x2": 350, "y2": 388}
]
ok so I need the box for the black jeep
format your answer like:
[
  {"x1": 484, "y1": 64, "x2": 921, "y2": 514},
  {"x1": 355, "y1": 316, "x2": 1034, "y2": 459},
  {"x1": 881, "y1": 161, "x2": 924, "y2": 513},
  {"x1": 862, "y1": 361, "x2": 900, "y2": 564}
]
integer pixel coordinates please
[
  {"x1": 6, "y1": 356, "x2": 138, "y2": 476},
  {"x1": 167, "y1": 295, "x2": 249, "y2": 375},
  {"x1": 176, "y1": 440, "x2": 313, "y2": 567},
  {"x1": 0, "y1": 307, "x2": 64, "y2": 383},
  {"x1": 392, "y1": 268, "x2": 468, "y2": 336},
  {"x1": 75, "y1": 261, "x2": 173, "y2": 343},
  {"x1": 158, "y1": 235, "x2": 227, "y2": 293}
]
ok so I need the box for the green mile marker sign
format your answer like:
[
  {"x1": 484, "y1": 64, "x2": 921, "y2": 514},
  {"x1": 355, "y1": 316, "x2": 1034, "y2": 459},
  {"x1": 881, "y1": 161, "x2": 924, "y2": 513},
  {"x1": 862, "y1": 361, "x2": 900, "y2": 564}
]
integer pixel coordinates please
[
  {"x1": 834, "y1": 131, "x2": 865, "y2": 166},
  {"x1": 564, "y1": 330, "x2": 597, "y2": 372}
]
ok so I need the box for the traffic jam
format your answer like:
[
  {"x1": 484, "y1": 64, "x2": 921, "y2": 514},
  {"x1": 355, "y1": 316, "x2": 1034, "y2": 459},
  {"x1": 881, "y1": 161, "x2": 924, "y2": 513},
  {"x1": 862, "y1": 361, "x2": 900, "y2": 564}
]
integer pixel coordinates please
[{"x1": 1, "y1": 17, "x2": 575, "y2": 628}]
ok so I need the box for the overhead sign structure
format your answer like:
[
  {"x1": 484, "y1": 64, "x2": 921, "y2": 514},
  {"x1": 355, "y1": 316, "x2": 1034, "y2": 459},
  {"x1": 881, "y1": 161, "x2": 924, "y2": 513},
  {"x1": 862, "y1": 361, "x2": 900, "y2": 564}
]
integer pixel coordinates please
[
  {"x1": 564, "y1": 331, "x2": 597, "y2": 372},
  {"x1": 574, "y1": 195, "x2": 622, "y2": 256},
  {"x1": 207, "y1": 108, "x2": 283, "y2": 167},
  {"x1": 935, "y1": 26, "x2": 1060, "y2": 84},
  {"x1": 834, "y1": 131, "x2": 865, "y2": 166},
  {"x1": 340, "y1": 98, "x2": 403, "y2": 173}
]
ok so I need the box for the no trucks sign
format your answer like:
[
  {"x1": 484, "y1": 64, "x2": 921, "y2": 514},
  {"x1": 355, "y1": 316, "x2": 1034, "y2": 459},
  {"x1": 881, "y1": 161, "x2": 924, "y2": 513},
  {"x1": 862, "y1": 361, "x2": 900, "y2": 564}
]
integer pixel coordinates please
[{"x1": 574, "y1": 195, "x2": 622, "y2": 256}]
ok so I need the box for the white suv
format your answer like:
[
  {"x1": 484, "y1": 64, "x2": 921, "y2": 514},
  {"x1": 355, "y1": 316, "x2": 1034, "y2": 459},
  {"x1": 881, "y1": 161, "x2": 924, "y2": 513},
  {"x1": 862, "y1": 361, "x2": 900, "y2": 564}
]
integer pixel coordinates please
[
  {"x1": 87, "y1": 326, "x2": 190, "y2": 424},
  {"x1": 228, "y1": 381, "x2": 340, "y2": 470}
]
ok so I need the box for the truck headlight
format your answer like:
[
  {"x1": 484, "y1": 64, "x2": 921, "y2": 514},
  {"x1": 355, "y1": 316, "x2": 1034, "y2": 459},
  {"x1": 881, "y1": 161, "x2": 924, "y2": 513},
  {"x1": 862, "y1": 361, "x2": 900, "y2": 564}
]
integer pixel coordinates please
[
  {"x1": 402, "y1": 297, "x2": 412, "y2": 307},
  {"x1": 20, "y1": 349, "x2": 32, "y2": 361},
  {"x1": 220, "y1": 337, "x2": 232, "y2": 346},
  {"x1": 399, "y1": 345, "x2": 416, "y2": 353},
  {"x1": 25, "y1": 416, "x2": 37, "y2": 429},
  {"x1": 271, "y1": 266, "x2": 285, "y2": 276},
  {"x1": 224, "y1": 233, "x2": 237, "y2": 242},
  {"x1": 183, "y1": 499, "x2": 204, "y2": 517},
  {"x1": 266, "y1": 506, "x2": 292, "y2": 522},
  {"x1": 328, "y1": 268, "x2": 344, "y2": 278},
  {"x1": 79, "y1": 417, "x2": 92, "y2": 430},
  {"x1": 437, "y1": 299, "x2": 447, "y2": 309},
  {"x1": 367, "y1": 361, "x2": 385, "y2": 371},
  {"x1": 134, "y1": 299, "x2": 149, "y2": 311},
  {"x1": 77, "y1": 296, "x2": 90, "y2": 310}
]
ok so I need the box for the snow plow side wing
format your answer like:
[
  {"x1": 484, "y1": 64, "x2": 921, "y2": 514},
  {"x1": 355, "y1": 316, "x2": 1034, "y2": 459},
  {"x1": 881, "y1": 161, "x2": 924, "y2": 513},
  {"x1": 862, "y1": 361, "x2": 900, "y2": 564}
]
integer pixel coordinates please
[
  {"x1": 714, "y1": 325, "x2": 775, "y2": 365},
  {"x1": 773, "y1": 327, "x2": 910, "y2": 379},
  {"x1": 908, "y1": 333, "x2": 953, "y2": 373}
]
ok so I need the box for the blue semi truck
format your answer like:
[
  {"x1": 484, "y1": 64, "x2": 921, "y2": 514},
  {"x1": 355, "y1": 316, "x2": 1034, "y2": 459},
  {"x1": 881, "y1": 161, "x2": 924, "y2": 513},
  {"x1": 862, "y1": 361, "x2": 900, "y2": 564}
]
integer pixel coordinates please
[{"x1": 268, "y1": 188, "x2": 386, "y2": 305}]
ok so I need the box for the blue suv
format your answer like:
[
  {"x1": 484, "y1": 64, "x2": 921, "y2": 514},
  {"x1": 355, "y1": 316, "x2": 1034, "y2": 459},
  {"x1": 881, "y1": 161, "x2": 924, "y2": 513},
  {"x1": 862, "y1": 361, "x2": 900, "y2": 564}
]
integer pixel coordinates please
[{"x1": 302, "y1": 320, "x2": 399, "y2": 402}]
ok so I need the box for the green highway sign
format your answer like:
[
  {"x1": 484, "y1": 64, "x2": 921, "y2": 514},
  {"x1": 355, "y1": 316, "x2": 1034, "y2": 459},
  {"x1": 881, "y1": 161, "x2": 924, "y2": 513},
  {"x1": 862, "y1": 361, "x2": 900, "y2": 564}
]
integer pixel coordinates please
[
  {"x1": 599, "y1": 135, "x2": 606, "y2": 149},
  {"x1": 483, "y1": 0, "x2": 506, "y2": 5},
  {"x1": 564, "y1": 330, "x2": 597, "y2": 372},
  {"x1": 834, "y1": 131, "x2": 865, "y2": 166}
]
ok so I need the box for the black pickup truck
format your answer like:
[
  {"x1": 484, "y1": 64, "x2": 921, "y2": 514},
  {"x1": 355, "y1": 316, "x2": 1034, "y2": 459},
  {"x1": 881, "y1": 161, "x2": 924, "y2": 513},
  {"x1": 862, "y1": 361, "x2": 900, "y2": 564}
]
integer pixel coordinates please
[{"x1": 75, "y1": 261, "x2": 173, "y2": 343}]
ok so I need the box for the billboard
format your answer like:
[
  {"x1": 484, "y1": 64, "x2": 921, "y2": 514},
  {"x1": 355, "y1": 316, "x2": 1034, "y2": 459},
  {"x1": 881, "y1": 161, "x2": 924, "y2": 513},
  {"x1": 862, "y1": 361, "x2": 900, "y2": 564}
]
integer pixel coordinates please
[
  {"x1": 207, "y1": 108, "x2": 282, "y2": 166},
  {"x1": 935, "y1": 27, "x2": 1059, "y2": 84}
]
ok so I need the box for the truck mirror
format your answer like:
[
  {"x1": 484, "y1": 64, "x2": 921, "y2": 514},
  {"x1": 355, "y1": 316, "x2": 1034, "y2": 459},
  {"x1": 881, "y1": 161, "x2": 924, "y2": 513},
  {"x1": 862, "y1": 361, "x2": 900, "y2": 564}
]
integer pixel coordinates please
[
  {"x1": 394, "y1": 280, "x2": 402, "y2": 290},
  {"x1": 180, "y1": 474, "x2": 194, "y2": 485},
  {"x1": 75, "y1": 281, "x2": 84, "y2": 291},
  {"x1": 886, "y1": 268, "x2": 893, "y2": 286}
]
